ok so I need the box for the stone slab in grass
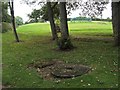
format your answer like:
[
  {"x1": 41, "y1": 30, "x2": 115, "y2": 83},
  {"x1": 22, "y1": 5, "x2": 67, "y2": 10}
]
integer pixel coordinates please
[
  {"x1": 51, "y1": 64, "x2": 91, "y2": 78},
  {"x1": 28, "y1": 60, "x2": 91, "y2": 80}
]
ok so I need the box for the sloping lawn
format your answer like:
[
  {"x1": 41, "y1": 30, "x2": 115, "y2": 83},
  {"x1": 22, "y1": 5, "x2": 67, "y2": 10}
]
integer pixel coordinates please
[{"x1": 2, "y1": 22, "x2": 118, "y2": 88}]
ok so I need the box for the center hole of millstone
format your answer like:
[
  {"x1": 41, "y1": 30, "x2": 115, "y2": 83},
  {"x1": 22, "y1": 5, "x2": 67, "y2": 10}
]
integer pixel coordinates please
[{"x1": 66, "y1": 67, "x2": 73, "y2": 70}]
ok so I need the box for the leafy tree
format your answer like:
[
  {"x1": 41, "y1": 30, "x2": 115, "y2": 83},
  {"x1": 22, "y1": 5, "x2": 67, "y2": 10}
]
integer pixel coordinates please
[
  {"x1": 15, "y1": 16, "x2": 23, "y2": 26},
  {"x1": 28, "y1": 9, "x2": 41, "y2": 22},
  {"x1": 28, "y1": 3, "x2": 59, "y2": 22},
  {"x1": 79, "y1": 0, "x2": 108, "y2": 19}
]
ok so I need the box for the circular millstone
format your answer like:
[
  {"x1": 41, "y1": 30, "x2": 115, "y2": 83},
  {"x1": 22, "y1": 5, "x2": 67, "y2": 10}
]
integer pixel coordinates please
[{"x1": 51, "y1": 64, "x2": 91, "y2": 78}]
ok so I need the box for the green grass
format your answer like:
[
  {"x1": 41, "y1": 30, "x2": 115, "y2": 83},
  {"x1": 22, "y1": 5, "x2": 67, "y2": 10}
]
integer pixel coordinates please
[{"x1": 2, "y1": 21, "x2": 118, "y2": 88}]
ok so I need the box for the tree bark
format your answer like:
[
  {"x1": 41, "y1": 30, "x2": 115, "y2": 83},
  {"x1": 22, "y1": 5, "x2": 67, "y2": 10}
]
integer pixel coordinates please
[
  {"x1": 112, "y1": 2, "x2": 120, "y2": 46},
  {"x1": 47, "y1": 2, "x2": 58, "y2": 40},
  {"x1": 59, "y1": 2, "x2": 69, "y2": 39},
  {"x1": 58, "y1": 2, "x2": 73, "y2": 50},
  {"x1": 8, "y1": 0, "x2": 19, "y2": 42}
]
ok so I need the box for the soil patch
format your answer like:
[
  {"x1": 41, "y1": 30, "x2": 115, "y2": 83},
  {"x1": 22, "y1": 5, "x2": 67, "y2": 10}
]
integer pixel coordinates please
[{"x1": 28, "y1": 60, "x2": 91, "y2": 80}]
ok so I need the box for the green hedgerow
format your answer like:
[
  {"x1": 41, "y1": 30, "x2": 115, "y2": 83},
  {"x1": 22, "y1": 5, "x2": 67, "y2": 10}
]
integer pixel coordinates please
[{"x1": 2, "y1": 22, "x2": 12, "y2": 33}]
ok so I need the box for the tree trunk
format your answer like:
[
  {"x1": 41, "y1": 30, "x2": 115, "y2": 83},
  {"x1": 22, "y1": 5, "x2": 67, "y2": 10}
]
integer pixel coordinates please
[
  {"x1": 59, "y1": 2, "x2": 69, "y2": 39},
  {"x1": 112, "y1": 2, "x2": 120, "y2": 46},
  {"x1": 47, "y1": 2, "x2": 58, "y2": 40},
  {"x1": 57, "y1": 2, "x2": 73, "y2": 50},
  {"x1": 8, "y1": 0, "x2": 19, "y2": 42}
]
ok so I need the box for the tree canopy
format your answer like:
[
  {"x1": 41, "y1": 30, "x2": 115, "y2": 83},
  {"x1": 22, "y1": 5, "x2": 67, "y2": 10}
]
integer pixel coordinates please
[{"x1": 15, "y1": 16, "x2": 23, "y2": 26}]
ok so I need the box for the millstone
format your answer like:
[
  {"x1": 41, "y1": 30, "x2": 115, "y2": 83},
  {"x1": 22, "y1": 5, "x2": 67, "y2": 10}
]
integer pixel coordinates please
[{"x1": 51, "y1": 64, "x2": 91, "y2": 78}]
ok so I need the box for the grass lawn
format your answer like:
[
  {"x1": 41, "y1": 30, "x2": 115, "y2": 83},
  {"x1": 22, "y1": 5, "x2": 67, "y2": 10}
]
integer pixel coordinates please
[{"x1": 2, "y1": 21, "x2": 118, "y2": 88}]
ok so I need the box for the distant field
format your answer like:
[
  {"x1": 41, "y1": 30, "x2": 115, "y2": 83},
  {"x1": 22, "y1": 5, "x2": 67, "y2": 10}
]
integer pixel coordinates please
[
  {"x1": 2, "y1": 22, "x2": 118, "y2": 88},
  {"x1": 17, "y1": 21, "x2": 113, "y2": 36}
]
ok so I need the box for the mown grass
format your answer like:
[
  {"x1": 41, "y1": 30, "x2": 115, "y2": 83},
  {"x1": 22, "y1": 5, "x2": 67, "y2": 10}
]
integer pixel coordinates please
[{"x1": 2, "y1": 21, "x2": 118, "y2": 88}]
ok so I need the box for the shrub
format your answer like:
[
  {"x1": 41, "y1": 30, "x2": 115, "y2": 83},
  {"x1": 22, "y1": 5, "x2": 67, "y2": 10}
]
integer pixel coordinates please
[{"x1": 1, "y1": 22, "x2": 12, "y2": 33}]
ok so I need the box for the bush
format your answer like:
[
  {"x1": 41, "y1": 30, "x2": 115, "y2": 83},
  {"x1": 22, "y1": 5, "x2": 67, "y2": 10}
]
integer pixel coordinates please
[
  {"x1": 1, "y1": 22, "x2": 12, "y2": 33},
  {"x1": 57, "y1": 37, "x2": 74, "y2": 50}
]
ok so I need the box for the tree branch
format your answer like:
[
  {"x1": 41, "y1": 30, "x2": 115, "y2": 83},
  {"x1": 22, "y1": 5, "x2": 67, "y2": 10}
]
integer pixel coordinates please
[{"x1": 52, "y1": 2, "x2": 58, "y2": 9}]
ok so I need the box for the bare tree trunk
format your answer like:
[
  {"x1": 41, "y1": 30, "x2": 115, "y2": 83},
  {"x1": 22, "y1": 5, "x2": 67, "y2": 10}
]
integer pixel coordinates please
[
  {"x1": 58, "y1": 2, "x2": 73, "y2": 50},
  {"x1": 112, "y1": 2, "x2": 120, "y2": 46},
  {"x1": 47, "y1": 2, "x2": 58, "y2": 40},
  {"x1": 8, "y1": 0, "x2": 19, "y2": 42},
  {"x1": 59, "y1": 2, "x2": 69, "y2": 39}
]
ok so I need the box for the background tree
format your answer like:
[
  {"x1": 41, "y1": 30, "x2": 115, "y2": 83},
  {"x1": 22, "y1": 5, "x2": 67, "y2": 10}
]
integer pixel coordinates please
[
  {"x1": 8, "y1": 0, "x2": 20, "y2": 42},
  {"x1": 2, "y1": 2, "x2": 11, "y2": 23},
  {"x1": 28, "y1": 9, "x2": 41, "y2": 23},
  {"x1": 112, "y1": 1, "x2": 120, "y2": 46},
  {"x1": 27, "y1": 3, "x2": 59, "y2": 22},
  {"x1": 15, "y1": 16, "x2": 23, "y2": 26},
  {"x1": 25, "y1": 1, "x2": 58, "y2": 40},
  {"x1": 1, "y1": 2, "x2": 12, "y2": 33}
]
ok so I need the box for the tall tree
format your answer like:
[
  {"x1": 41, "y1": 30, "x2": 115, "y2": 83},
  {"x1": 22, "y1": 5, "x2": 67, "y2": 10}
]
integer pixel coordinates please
[
  {"x1": 8, "y1": 0, "x2": 20, "y2": 42},
  {"x1": 58, "y1": 2, "x2": 73, "y2": 50},
  {"x1": 59, "y1": 2, "x2": 69, "y2": 39},
  {"x1": 47, "y1": 2, "x2": 58, "y2": 40},
  {"x1": 112, "y1": 1, "x2": 120, "y2": 46}
]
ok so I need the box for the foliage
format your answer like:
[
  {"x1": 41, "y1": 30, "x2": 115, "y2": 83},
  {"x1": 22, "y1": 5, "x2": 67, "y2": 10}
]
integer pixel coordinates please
[
  {"x1": 1, "y1": 2, "x2": 11, "y2": 23},
  {"x1": 15, "y1": 16, "x2": 23, "y2": 26},
  {"x1": 27, "y1": 3, "x2": 59, "y2": 22},
  {"x1": 79, "y1": 0, "x2": 109, "y2": 18},
  {"x1": 42, "y1": 3, "x2": 59, "y2": 20},
  {"x1": 2, "y1": 22, "x2": 12, "y2": 33},
  {"x1": 66, "y1": 0, "x2": 108, "y2": 18},
  {"x1": 28, "y1": 9, "x2": 41, "y2": 23},
  {"x1": 24, "y1": 0, "x2": 108, "y2": 19}
]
